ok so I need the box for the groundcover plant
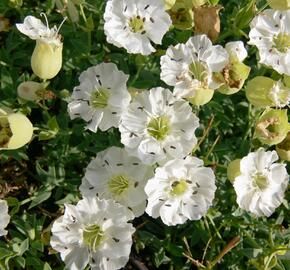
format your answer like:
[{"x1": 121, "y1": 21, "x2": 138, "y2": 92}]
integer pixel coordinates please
[{"x1": 0, "y1": 0, "x2": 289, "y2": 269}]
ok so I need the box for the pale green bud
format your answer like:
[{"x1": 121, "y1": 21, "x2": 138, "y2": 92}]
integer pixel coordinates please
[
  {"x1": 276, "y1": 132, "x2": 290, "y2": 161},
  {"x1": 245, "y1": 76, "x2": 290, "y2": 108},
  {"x1": 192, "y1": 0, "x2": 206, "y2": 7},
  {"x1": 17, "y1": 81, "x2": 44, "y2": 101},
  {"x1": 0, "y1": 112, "x2": 33, "y2": 150},
  {"x1": 164, "y1": 0, "x2": 176, "y2": 10},
  {"x1": 267, "y1": 0, "x2": 290, "y2": 10},
  {"x1": 169, "y1": 0, "x2": 194, "y2": 30},
  {"x1": 254, "y1": 109, "x2": 289, "y2": 146},
  {"x1": 31, "y1": 40, "x2": 63, "y2": 80},
  {"x1": 188, "y1": 87, "x2": 214, "y2": 106},
  {"x1": 227, "y1": 159, "x2": 241, "y2": 183}
]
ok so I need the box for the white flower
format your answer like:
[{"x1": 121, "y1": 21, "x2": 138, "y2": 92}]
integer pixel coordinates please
[
  {"x1": 80, "y1": 147, "x2": 154, "y2": 217},
  {"x1": 0, "y1": 199, "x2": 10, "y2": 236},
  {"x1": 249, "y1": 9, "x2": 290, "y2": 75},
  {"x1": 104, "y1": 0, "x2": 172, "y2": 55},
  {"x1": 16, "y1": 14, "x2": 65, "y2": 46},
  {"x1": 225, "y1": 41, "x2": 248, "y2": 62},
  {"x1": 233, "y1": 148, "x2": 289, "y2": 217},
  {"x1": 145, "y1": 156, "x2": 216, "y2": 226},
  {"x1": 268, "y1": 80, "x2": 290, "y2": 107},
  {"x1": 68, "y1": 63, "x2": 131, "y2": 132},
  {"x1": 160, "y1": 34, "x2": 229, "y2": 99},
  {"x1": 119, "y1": 87, "x2": 199, "y2": 164},
  {"x1": 50, "y1": 197, "x2": 135, "y2": 270}
]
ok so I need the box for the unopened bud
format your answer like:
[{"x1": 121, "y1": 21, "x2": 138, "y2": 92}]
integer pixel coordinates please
[
  {"x1": 227, "y1": 159, "x2": 241, "y2": 183},
  {"x1": 276, "y1": 132, "x2": 290, "y2": 161},
  {"x1": 267, "y1": 0, "x2": 290, "y2": 10},
  {"x1": 31, "y1": 40, "x2": 63, "y2": 80}
]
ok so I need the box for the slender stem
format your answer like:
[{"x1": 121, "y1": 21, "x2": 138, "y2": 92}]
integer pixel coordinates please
[
  {"x1": 204, "y1": 135, "x2": 220, "y2": 160},
  {"x1": 209, "y1": 236, "x2": 241, "y2": 268}
]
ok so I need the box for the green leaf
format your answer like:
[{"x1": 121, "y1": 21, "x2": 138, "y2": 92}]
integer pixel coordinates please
[{"x1": 29, "y1": 187, "x2": 52, "y2": 209}]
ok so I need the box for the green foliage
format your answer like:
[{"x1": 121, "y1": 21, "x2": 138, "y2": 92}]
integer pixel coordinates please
[{"x1": 0, "y1": 0, "x2": 289, "y2": 269}]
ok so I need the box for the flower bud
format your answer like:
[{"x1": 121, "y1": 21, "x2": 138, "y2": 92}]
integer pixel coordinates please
[
  {"x1": 227, "y1": 159, "x2": 241, "y2": 183},
  {"x1": 0, "y1": 16, "x2": 10, "y2": 32},
  {"x1": 17, "y1": 81, "x2": 44, "y2": 101},
  {"x1": 194, "y1": 5, "x2": 222, "y2": 42},
  {"x1": 164, "y1": 0, "x2": 176, "y2": 10},
  {"x1": 267, "y1": 0, "x2": 290, "y2": 10},
  {"x1": 254, "y1": 108, "x2": 289, "y2": 146},
  {"x1": 0, "y1": 112, "x2": 33, "y2": 150},
  {"x1": 31, "y1": 40, "x2": 63, "y2": 80},
  {"x1": 276, "y1": 132, "x2": 290, "y2": 161},
  {"x1": 246, "y1": 76, "x2": 290, "y2": 108},
  {"x1": 188, "y1": 87, "x2": 214, "y2": 106},
  {"x1": 169, "y1": 0, "x2": 194, "y2": 30}
]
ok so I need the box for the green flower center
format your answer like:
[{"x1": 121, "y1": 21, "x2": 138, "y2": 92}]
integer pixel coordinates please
[
  {"x1": 0, "y1": 116, "x2": 12, "y2": 148},
  {"x1": 90, "y1": 88, "x2": 109, "y2": 109},
  {"x1": 252, "y1": 172, "x2": 268, "y2": 190},
  {"x1": 108, "y1": 175, "x2": 130, "y2": 196},
  {"x1": 129, "y1": 16, "x2": 145, "y2": 33},
  {"x1": 147, "y1": 115, "x2": 171, "y2": 141},
  {"x1": 170, "y1": 180, "x2": 188, "y2": 196},
  {"x1": 188, "y1": 61, "x2": 208, "y2": 82},
  {"x1": 273, "y1": 33, "x2": 290, "y2": 53},
  {"x1": 83, "y1": 224, "x2": 104, "y2": 252}
]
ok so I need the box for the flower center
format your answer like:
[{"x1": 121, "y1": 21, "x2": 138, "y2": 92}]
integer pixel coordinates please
[
  {"x1": 252, "y1": 172, "x2": 268, "y2": 190},
  {"x1": 273, "y1": 33, "x2": 290, "y2": 53},
  {"x1": 129, "y1": 16, "x2": 145, "y2": 33},
  {"x1": 256, "y1": 117, "x2": 279, "y2": 140},
  {"x1": 147, "y1": 115, "x2": 171, "y2": 141},
  {"x1": 188, "y1": 61, "x2": 208, "y2": 82},
  {"x1": 170, "y1": 180, "x2": 188, "y2": 196},
  {"x1": 90, "y1": 88, "x2": 109, "y2": 109},
  {"x1": 83, "y1": 224, "x2": 104, "y2": 252},
  {"x1": 108, "y1": 175, "x2": 130, "y2": 196},
  {"x1": 0, "y1": 116, "x2": 12, "y2": 148}
]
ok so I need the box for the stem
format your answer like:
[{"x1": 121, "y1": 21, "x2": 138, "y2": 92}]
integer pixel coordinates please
[
  {"x1": 209, "y1": 236, "x2": 241, "y2": 268},
  {"x1": 204, "y1": 134, "x2": 220, "y2": 160}
]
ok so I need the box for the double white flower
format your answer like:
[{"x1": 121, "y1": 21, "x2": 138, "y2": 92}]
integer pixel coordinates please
[
  {"x1": 160, "y1": 34, "x2": 229, "y2": 99},
  {"x1": 50, "y1": 197, "x2": 135, "y2": 270},
  {"x1": 0, "y1": 199, "x2": 10, "y2": 236},
  {"x1": 80, "y1": 147, "x2": 153, "y2": 217},
  {"x1": 119, "y1": 87, "x2": 199, "y2": 164},
  {"x1": 145, "y1": 156, "x2": 216, "y2": 226},
  {"x1": 68, "y1": 63, "x2": 131, "y2": 132},
  {"x1": 233, "y1": 148, "x2": 289, "y2": 217},
  {"x1": 104, "y1": 0, "x2": 172, "y2": 55},
  {"x1": 249, "y1": 9, "x2": 290, "y2": 75}
]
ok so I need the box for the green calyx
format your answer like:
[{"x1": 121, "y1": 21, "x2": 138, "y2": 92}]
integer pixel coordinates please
[
  {"x1": 245, "y1": 76, "x2": 276, "y2": 108},
  {"x1": 0, "y1": 116, "x2": 12, "y2": 148},
  {"x1": 83, "y1": 224, "x2": 104, "y2": 252},
  {"x1": 108, "y1": 175, "x2": 130, "y2": 196},
  {"x1": 147, "y1": 115, "x2": 171, "y2": 141},
  {"x1": 90, "y1": 88, "x2": 110, "y2": 109},
  {"x1": 252, "y1": 172, "x2": 268, "y2": 190},
  {"x1": 129, "y1": 16, "x2": 145, "y2": 33},
  {"x1": 170, "y1": 180, "x2": 188, "y2": 196}
]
